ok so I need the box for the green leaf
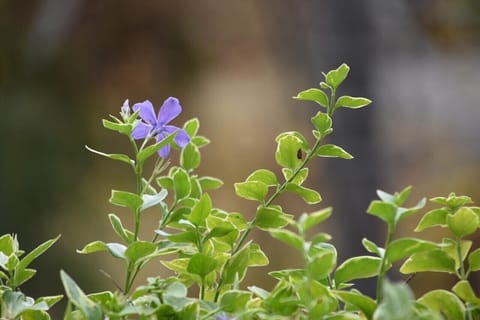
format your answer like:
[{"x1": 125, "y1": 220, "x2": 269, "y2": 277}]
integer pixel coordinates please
[
  {"x1": 335, "y1": 96, "x2": 372, "y2": 109},
  {"x1": 220, "y1": 290, "x2": 252, "y2": 313},
  {"x1": 191, "y1": 136, "x2": 210, "y2": 148},
  {"x1": 254, "y1": 207, "x2": 291, "y2": 230},
  {"x1": 282, "y1": 167, "x2": 309, "y2": 186},
  {"x1": 400, "y1": 250, "x2": 455, "y2": 274},
  {"x1": 311, "y1": 112, "x2": 333, "y2": 134},
  {"x1": 362, "y1": 238, "x2": 384, "y2": 257},
  {"x1": 110, "y1": 190, "x2": 143, "y2": 213},
  {"x1": 446, "y1": 207, "x2": 479, "y2": 237},
  {"x1": 308, "y1": 250, "x2": 336, "y2": 281},
  {"x1": 1, "y1": 291, "x2": 48, "y2": 319},
  {"x1": 108, "y1": 213, "x2": 133, "y2": 243},
  {"x1": 431, "y1": 193, "x2": 472, "y2": 207},
  {"x1": 125, "y1": 241, "x2": 157, "y2": 265},
  {"x1": 102, "y1": 119, "x2": 132, "y2": 135},
  {"x1": 173, "y1": 168, "x2": 191, "y2": 200},
  {"x1": 222, "y1": 244, "x2": 250, "y2": 284},
  {"x1": 234, "y1": 181, "x2": 268, "y2": 202},
  {"x1": 14, "y1": 235, "x2": 60, "y2": 287},
  {"x1": 468, "y1": 248, "x2": 480, "y2": 272},
  {"x1": 417, "y1": 290, "x2": 465, "y2": 320},
  {"x1": 248, "y1": 243, "x2": 269, "y2": 266},
  {"x1": 415, "y1": 208, "x2": 449, "y2": 231},
  {"x1": 325, "y1": 63, "x2": 350, "y2": 89},
  {"x1": 35, "y1": 295, "x2": 63, "y2": 308},
  {"x1": 140, "y1": 189, "x2": 168, "y2": 211},
  {"x1": 293, "y1": 88, "x2": 329, "y2": 108},
  {"x1": 198, "y1": 176, "x2": 223, "y2": 190},
  {"x1": 60, "y1": 270, "x2": 102, "y2": 320},
  {"x1": 189, "y1": 193, "x2": 212, "y2": 226},
  {"x1": 0, "y1": 234, "x2": 16, "y2": 256},
  {"x1": 85, "y1": 146, "x2": 134, "y2": 166},
  {"x1": 77, "y1": 241, "x2": 126, "y2": 259},
  {"x1": 443, "y1": 238, "x2": 471, "y2": 270},
  {"x1": 452, "y1": 280, "x2": 480, "y2": 304},
  {"x1": 373, "y1": 281, "x2": 415, "y2": 320},
  {"x1": 137, "y1": 132, "x2": 176, "y2": 163},
  {"x1": 180, "y1": 143, "x2": 201, "y2": 171},
  {"x1": 268, "y1": 229, "x2": 304, "y2": 252},
  {"x1": 275, "y1": 134, "x2": 303, "y2": 169},
  {"x1": 316, "y1": 144, "x2": 353, "y2": 159},
  {"x1": 204, "y1": 227, "x2": 235, "y2": 242},
  {"x1": 334, "y1": 290, "x2": 377, "y2": 319},
  {"x1": 186, "y1": 253, "x2": 217, "y2": 278},
  {"x1": 183, "y1": 118, "x2": 200, "y2": 137},
  {"x1": 386, "y1": 238, "x2": 440, "y2": 264},
  {"x1": 367, "y1": 201, "x2": 396, "y2": 226},
  {"x1": 285, "y1": 183, "x2": 322, "y2": 204},
  {"x1": 300, "y1": 207, "x2": 332, "y2": 232},
  {"x1": 246, "y1": 169, "x2": 278, "y2": 186},
  {"x1": 335, "y1": 256, "x2": 382, "y2": 284}
]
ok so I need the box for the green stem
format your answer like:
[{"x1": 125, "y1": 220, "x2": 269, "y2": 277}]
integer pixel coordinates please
[
  {"x1": 214, "y1": 135, "x2": 326, "y2": 301},
  {"x1": 376, "y1": 225, "x2": 394, "y2": 303},
  {"x1": 327, "y1": 88, "x2": 336, "y2": 116},
  {"x1": 456, "y1": 237, "x2": 466, "y2": 280}
]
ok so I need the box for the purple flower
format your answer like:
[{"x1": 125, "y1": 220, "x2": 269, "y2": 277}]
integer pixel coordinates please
[{"x1": 132, "y1": 97, "x2": 190, "y2": 158}]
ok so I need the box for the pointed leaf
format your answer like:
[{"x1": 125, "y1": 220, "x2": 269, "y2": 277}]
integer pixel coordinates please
[
  {"x1": 234, "y1": 181, "x2": 268, "y2": 202},
  {"x1": 308, "y1": 250, "x2": 336, "y2": 281},
  {"x1": 285, "y1": 183, "x2": 322, "y2": 204},
  {"x1": 387, "y1": 238, "x2": 440, "y2": 263},
  {"x1": 373, "y1": 281, "x2": 415, "y2": 320},
  {"x1": 188, "y1": 193, "x2": 212, "y2": 226},
  {"x1": 415, "y1": 208, "x2": 449, "y2": 231},
  {"x1": 367, "y1": 201, "x2": 396, "y2": 226},
  {"x1": 335, "y1": 256, "x2": 382, "y2": 284},
  {"x1": 219, "y1": 290, "x2": 252, "y2": 313},
  {"x1": 140, "y1": 189, "x2": 168, "y2": 211},
  {"x1": 180, "y1": 143, "x2": 201, "y2": 171},
  {"x1": 300, "y1": 207, "x2": 332, "y2": 232},
  {"x1": 334, "y1": 290, "x2": 377, "y2": 319},
  {"x1": 325, "y1": 63, "x2": 350, "y2": 89},
  {"x1": 60, "y1": 270, "x2": 102, "y2": 320},
  {"x1": 85, "y1": 146, "x2": 134, "y2": 166},
  {"x1": 102, "y1": 119, "x2": 132, "y2": 135},
  {"x1": 316, "y1": 144, "x2": 353, "y2": 159},
  {"x1": 335, "y1": 96, "x2": 372, "y2": 109},
  {"x1": 248, "y1": 243, "x2": 269, "y2": 266},
  {"x1": 183, "y1": 118, "x2": 200, "y2": 137},
  {"x1": 173, "y1": 168, "x2": 191, "y2": 200},
  {"x1": 293, "y1": 88, "x2": 329, "y2": 108},
  {"x1": 268, "y1": 229, "x2": 303, "y2": 252},
  {"x1": 125, "y1": 241, "x2": 157, "y2": 265},
  {"x1": 108, "y1": 214, "x2": 133, "y2": 243},
  {"x1": 452, "y1": 280, "x2": 480, "y2": 304},
  {"x1": 198, "y1": 176, "x2": 223, "y2": 190},
  {"x1": 186, "y1": 253, "x2": 217, "y2": 278},
  {"x1": 400, "y1": 250, "x2": 455, "y2": 274},
  {"x1": 110, "y1": 190, "x2": 142, "y2": 213}
]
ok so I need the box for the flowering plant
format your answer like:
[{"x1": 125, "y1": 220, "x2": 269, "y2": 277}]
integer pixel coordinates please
[{"x1": 1, "y1": 64, "x2": 480, "y2": 320}]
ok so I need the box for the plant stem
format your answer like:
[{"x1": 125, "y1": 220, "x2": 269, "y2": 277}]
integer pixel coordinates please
[
  {"x1": 376, "y1": 224, "x2": 394, "y2": 303},
  {"x1": 214, "y1": 135, "x2": 326, "y2": 301}
]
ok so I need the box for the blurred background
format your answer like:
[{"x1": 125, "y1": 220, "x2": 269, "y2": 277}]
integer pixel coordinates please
[{"x1": 1, "y1": 0, "x2": 480, "y2": 314}]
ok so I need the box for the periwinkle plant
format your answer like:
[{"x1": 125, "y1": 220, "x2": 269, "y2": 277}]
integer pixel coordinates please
[{"x1": 1, "y1": 64, "x2": 480, "y2": 320}]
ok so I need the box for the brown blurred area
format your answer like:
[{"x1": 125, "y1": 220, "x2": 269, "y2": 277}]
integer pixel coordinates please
[{"x1": 1, "y1": 0, "x2": 480, "y2": 312}]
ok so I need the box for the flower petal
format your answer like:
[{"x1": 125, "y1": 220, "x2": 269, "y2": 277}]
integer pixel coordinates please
[
  {"x1": 132, "y1": 122, "x2": 152, "y2": 140},
  {"x1": 157, "y1": 142, "x2": 171, "y2": 158},
  {"x1": 158, "y1": 97, "x2": 182, "y2": 125},
  {"x1": 174, "y1": 129, "x2": 190, "y2": 147},
  {"x1": 132, "y1": 100, "x2": 157, "y2": 125},
  {"x1": 164, "y1": 125, "x2": 190, "y2": 148}
]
